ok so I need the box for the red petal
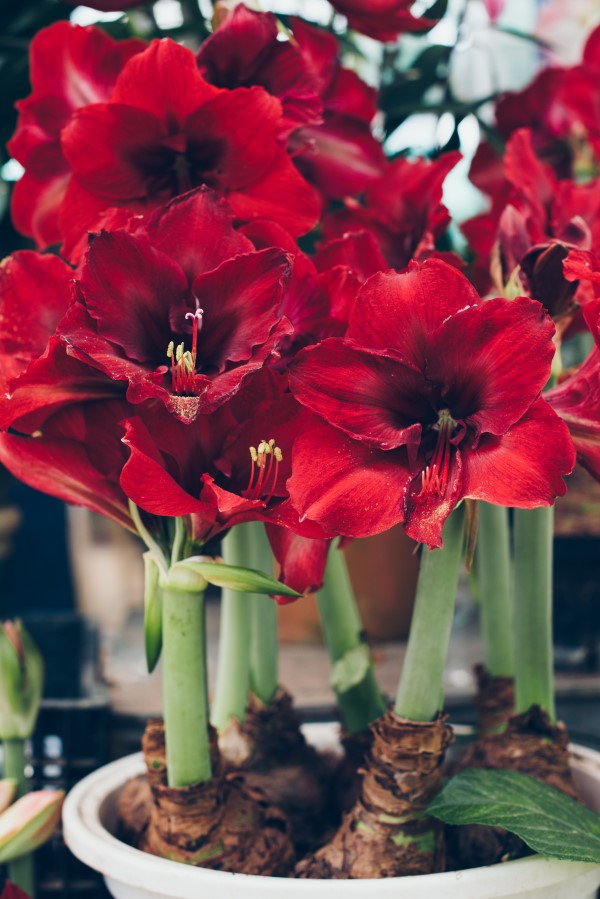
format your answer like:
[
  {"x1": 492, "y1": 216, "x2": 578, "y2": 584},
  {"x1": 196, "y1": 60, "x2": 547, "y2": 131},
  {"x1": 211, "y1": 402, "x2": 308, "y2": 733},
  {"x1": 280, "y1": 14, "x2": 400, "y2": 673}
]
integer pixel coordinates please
[
  {"x1": 403, "y1": 448, "x2": 464, "y2": 549},
  {"x1": 144, "y1": 189, "x2": 253, "y2": 282},
  {"x1": 547, "y1": 347, "x2": 600, "y2": 481},
  {"x1": 228, "y1": 149, "x2": 321, "y2": 237},
  {"x1": 290, "y1": 339, "x2": 427, "y2": 450},
  {"x1": 346, "y1": 260, "x2": 481, "y2": 369},
  {"x1": 265, "y1": 525, "x2": 331, "y2": 603},
  {"x1": 112, "y1": 39, "x2": 220, "y2": 123},
  {"x1": 427, "y1": 295, "x2": 557, "y2": 435},
  {"x1": 80, "y1": 230, "x2": 187, "y2": 362},
  {"x1": 461, "y1": 398, "x2": 575, "y2": 506},
  {"x1": 288, "y1": 421, "x2": 410, "y2": 537}
]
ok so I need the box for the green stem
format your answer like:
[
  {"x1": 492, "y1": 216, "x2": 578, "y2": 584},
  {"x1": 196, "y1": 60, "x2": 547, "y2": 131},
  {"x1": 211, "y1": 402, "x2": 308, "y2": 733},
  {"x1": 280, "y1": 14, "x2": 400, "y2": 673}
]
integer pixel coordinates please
[
  {"x1": 3, "y1": 739, "x2": 35, "y2": 898},
  {"x1": 394, "y1": 510, "x2": 465, "y2": 721},
  {"x1": 162, "y1": 585, "x2": 212, "y2": 787},
  {"x1": 248, "y1": 524, "x2": 279, "y2": 704},
  {"x1": 513, "y1": 506, "x2": 556, "y2": 720},
  {"x1": 317, "y1": 543, "x2": 386, "y2": 733},
  {"x1": 477, "y1": 503, "x2": 515, "y2": 677},
  {"x1": 211, "y1": 527, "x2": 252, "y2": 731}
]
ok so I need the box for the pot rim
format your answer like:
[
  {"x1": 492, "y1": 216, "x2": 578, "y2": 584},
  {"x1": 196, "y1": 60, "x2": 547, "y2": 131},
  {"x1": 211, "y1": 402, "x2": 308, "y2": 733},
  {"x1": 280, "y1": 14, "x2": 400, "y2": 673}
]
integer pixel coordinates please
[{"x1": 62, "y1": 728, "x2": 600, "y2": 898}]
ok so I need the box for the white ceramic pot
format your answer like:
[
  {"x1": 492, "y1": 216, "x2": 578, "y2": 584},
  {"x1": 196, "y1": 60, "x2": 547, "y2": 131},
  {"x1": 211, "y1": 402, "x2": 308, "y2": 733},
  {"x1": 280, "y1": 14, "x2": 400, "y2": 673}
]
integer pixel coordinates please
[{"x1": 63, "y1": 723, "x2": 600, "y2": 899}]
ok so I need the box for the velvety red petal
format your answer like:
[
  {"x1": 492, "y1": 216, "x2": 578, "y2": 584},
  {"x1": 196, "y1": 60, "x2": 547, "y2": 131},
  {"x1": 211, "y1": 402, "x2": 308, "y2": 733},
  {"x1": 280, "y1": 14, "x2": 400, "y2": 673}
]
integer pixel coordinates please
[
  {"x1": 10, "y1": 168, "x2": 70, "y2": 249},
  {"x1": 190, "y1": 248, "x2": 290, "y2": 369},
  {"x1": 80, "y1": 230, "x2": 187, "y2": 362},
  {"x1": 288, "y1": 421, "x2": 410, "y2": 538},
  {"x1": 227, "y1": 149, "x2": 321, "y2": 237},
  {"x1": 403, "y1": 448, "x2": 464, "y2": 549},
  {"x1": 0, "y1": 403, "x2": 131, "y2": 529},
  {"x1": 29, "y1": 22, "x2": 144, "y2": 106},
  {"x1": 503, "y1": 129, "x2": 557, "y2": 222},
  {"x1": 315, "y1": 231, "x2": 388, "y2": 282},
  {"x1": 290, "y1": 339, "x2": 430, "y2": 450},
  {"x1": 461, "y1": 398, "x2": 575, "y2": 505},
  {"x1": 426, "y1": 295, "x2": 556, "y2": 435},
  {"x1": 143, "y1": 188, "x2": 253, "y2": 283},
  {"x1": 547, "y1": 347, "x2": 600, "y2": 481},
  {"x1": 329, "y1": 0, "x2": 438, "y2": 41},
  {"x1": 0, "y1": 251, "x2": 74, "y2": 391},
  {"x1": 293, "y1": 117, "x2": 385, "y2": 199},
  {"x1": 62, "y1": 103, "x2": 167, "y2": 201},
  {"x1": 346, "y1": 260, "x2": 481, "y2": 369},
  {"x1": 112, "y1": 39, "x2": 220, "y2": 123},
  {"x1": 265, "y1": 524, "x2": 331, "y2": 603}
]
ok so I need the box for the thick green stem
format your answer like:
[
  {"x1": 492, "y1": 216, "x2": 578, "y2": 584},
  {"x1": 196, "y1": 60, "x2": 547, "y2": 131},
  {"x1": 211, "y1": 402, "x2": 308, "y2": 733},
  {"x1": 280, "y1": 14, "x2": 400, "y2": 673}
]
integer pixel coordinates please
[
  {"x1": 394, "y1": 510, "x2": 465, "y2": 721},
  {"x1": 513, "y1": 506, "x2": 556, "y2": 720},
  {"x1": 248, "y1": 524, "x2": 278, "y2": 704},
  {"x1": 3, "y1": 739, "x2": 35, "y2": 898},
  {"x1": 162, "y1": 586, "x2": 212, "y2": 787},
  {"x1": 477, "y1": 503, "x2": 515, "y2": 677},
  {"x1": 317, "y1": 543, "x2": 386, "y2": 733},
  {"x1": 211, "y1": 527, "x2": 252, "y2": 731}
]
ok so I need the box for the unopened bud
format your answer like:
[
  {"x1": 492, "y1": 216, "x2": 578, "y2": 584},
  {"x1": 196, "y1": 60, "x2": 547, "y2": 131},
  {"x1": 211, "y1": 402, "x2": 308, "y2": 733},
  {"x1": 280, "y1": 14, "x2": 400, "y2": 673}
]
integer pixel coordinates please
[
  {"x1": 0, "y1": 621, "x2": 44, "y2": 740},
  {"x1": 0, "y1": 790, "x2": 64, "y2": 863}
]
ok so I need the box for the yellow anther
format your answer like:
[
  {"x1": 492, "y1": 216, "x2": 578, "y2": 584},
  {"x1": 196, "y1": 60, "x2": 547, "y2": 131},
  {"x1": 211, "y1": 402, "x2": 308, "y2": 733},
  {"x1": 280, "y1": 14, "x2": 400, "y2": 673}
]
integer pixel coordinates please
[
  {"x1": 166, "y1": 341, "x2": 174, "y2": 358},
  {"x1": 249, "y1": 446, "x2": 258, "y2": 463},
  {"x1": 175, "y1": 342, "x2": 184, "y2": 362},
  {"x1": 268, "y1": 438, "x2": 275, "y2": 448},
  {"x1": 257, "y1": 440, "x2": 268, "y2": 455},
  {"x1": 274, "y1": 447, "x2": 282, "y2": 462}
]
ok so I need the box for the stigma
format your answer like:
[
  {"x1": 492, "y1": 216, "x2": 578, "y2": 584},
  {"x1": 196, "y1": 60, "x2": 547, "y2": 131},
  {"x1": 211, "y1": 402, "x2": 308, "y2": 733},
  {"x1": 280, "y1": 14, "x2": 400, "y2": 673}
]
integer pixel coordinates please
[
  {"x1": 167, "y1": 305, "x2": 204, "y2": 395},
  {"x1": 245, "y1": 439, "x2": 282, "y2": 502}
]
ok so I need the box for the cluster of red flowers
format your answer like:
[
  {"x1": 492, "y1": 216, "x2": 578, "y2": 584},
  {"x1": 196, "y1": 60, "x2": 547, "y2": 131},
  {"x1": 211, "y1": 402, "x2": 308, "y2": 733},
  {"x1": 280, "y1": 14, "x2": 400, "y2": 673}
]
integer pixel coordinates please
[{"x1": 1, "y1": 1, "x2": 597, "y2": 593}]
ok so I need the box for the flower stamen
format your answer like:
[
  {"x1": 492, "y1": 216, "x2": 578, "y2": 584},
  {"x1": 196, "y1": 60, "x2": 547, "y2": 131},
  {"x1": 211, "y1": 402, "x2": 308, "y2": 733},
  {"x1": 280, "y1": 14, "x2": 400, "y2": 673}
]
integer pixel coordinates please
[
  {"x1": 167, "y1": 305, "x2": 204, "y2": 395},
  {"x1": 245, "y1": 438, "x2": 282, "y2": 502},
  {"x1": 416, "y1": 411, "x2": 454, "y2": 503}
]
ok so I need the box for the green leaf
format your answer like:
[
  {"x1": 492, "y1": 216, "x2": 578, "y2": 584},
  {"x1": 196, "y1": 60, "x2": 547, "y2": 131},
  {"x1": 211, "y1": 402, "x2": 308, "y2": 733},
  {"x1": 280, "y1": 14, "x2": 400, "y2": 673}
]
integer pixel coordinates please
[
  {"x1": 428, "y1": 768, "x2": 600, "y2": 863},
  {"x1": 330, "y1": 644, "x2": 372, "y2": 695},
  {"x1": 174, "y1": 558, "x2": 301, "y2": 598},
  {"x1": 143, "y1": 553, "x2": 162, "y2": 674}
]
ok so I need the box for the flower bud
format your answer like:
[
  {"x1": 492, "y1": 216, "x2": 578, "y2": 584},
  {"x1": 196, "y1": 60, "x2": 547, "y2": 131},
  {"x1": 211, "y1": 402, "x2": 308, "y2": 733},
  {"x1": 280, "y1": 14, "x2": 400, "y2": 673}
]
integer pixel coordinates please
[
  {"x1": 0, "y1": 621, "x2": 44, "y2": 740},
  {"x1": 0, "y1": 790, "x2": 64, "y2": 864}
]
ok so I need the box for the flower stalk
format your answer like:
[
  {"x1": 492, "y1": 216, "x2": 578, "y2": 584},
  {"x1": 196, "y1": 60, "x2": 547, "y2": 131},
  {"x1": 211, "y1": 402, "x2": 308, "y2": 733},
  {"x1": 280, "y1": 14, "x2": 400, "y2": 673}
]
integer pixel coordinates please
[
  {"x1": 317, "y1": 542, "x2": 386, "y2": 734},
  {"x1": 513, "y1": 506, "x2": 556, "y2": 721},
  {"x1": 394, "y1": 508, "x2": 465, "y2": 722},
  {"x1": 161, "y1": 580, "x2": 212, "y2": 787},
  {"x1": 476, "y1": 503, "x2": 515, "y2": 678}
]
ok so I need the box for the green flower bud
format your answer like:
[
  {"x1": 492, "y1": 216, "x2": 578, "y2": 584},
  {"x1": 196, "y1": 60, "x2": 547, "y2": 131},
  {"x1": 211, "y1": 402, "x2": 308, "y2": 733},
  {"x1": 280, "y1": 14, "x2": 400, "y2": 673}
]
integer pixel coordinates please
[{"x1": 0, "y1": 621, "x2": 44, "y2": 740}]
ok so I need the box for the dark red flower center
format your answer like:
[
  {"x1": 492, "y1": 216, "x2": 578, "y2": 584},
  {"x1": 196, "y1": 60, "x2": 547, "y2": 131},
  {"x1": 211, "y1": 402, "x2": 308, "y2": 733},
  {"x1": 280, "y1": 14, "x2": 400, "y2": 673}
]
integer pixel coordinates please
[
  {"x1": 416, "y1": 409, "x2": 456, "y2": 503},
  {"x1": 167, "y1": 305, "x2": 204, "y2": 395},
  {"x1": 244, "y1": 438, "x2": 282, "y2": 502}
]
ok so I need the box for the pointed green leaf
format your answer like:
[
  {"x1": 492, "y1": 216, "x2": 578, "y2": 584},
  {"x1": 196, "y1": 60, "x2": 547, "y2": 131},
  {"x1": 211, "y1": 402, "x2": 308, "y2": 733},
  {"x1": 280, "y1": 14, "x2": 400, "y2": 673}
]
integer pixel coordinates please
[
  {"x1": 428, "y1": 768, "x2": 600, "y2": 863},
  {"x1": 0, "y1": 790, "x2": 64, "y2": 863},
  {"x1": 143, "y1": 553, "x2": 162, "y2": 673},
  {"x1": 174, "y1": 557, "x2": 301, "y2": 598},
  {"x1": 330, "y1": 644, "x2": 372, "y2": 695},
  {"x1": 0, "y1": 622, "x2": 44, "y2": 740}
]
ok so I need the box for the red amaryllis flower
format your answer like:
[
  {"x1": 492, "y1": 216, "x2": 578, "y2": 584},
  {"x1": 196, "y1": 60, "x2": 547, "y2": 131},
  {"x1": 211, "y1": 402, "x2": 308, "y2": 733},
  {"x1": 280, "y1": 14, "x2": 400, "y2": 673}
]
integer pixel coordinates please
[
  {"x1": 59, "y1": 37, "x2": 320, "y2": 256},
  {"x1": 288, "y1": 259, "x2": 575, "y2": 547},
  {"x1": 8, "y1": 22, "x2": 145, "y2": 249},
  {"x1": 196, "y1": 4, "x2": 322, "y2": 139},
  {"x1": 198, "y1": 7, "x2": 385, "y2": 199},
  {"x1": 50, "y1": 190, "x2": 294, "y2": 422},
  {"x1": 327, "y1": 0, "x2": 440, "y2": 42},
  {"x1": 1, "y1": 883, "x2": 32, "y2": 899},
  {"x1": 320, "y1": 152, "x2": 461, "y2": 271},
  {"x1": 120, "y1": 384, "x2": 327, "y2": 548}
]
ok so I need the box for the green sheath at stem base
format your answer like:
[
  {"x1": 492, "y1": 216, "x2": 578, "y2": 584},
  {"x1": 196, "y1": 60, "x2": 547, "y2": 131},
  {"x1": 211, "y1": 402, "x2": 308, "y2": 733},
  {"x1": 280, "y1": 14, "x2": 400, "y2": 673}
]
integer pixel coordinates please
[
  {"x1": 394, "y1": 509, "x2": 465, "y2": 722},
  {"x1": 3, "y1": 739, "x2": 35, "y2": 898},
  {"x1": 162, "y1": 586, "x2": 212, "y2": 787},
  {"x1": 513, "y1": 506, "x2": 556, "y2": 721}
]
